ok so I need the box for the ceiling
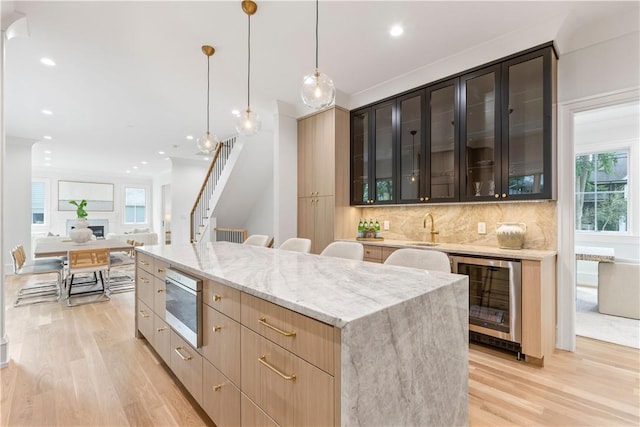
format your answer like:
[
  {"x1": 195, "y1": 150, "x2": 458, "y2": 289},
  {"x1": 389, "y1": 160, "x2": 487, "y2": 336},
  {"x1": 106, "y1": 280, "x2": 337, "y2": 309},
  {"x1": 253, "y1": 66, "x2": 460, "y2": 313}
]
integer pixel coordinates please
[{"x1": 3, "y1": 1, "x2": 638, "y2": 177}]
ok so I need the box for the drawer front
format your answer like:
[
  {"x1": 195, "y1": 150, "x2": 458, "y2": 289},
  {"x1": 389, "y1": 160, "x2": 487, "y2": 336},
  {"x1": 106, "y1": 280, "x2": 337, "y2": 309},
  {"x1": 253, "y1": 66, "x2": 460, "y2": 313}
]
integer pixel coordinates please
[
  {"x1": 200, "y1": 304, "x2": 241, "y2": 386},
  {"x1": 381, "y1": 247, "x2": 396, "y2": 263},
  {"x1": 241, "y1": 293, "x2": 334, "y2": 375},
  {"x1": 153, "y1": 314, "x2": 171, "y2": 366},
  {"x1": 204, "y1": 279, "x2": 241, "y2": 322},
  {"x1": 170, "y1": 331, "x2": 203, "y2": 405},
  {"x1": 203, "y1": 360, "x2": 241, "y2": 427},
  {"x1": 241, "y1": 327, "x2": 334, "y2": 427},
  {"x1": 137, "y1": 299, "x2": 154, "y2": 345},
  {"x1": 154, "y1": 258, "x2": 169, "y2": 280},
  {"x1": 241, "y1": 393, "x2": 279, "y2": 427},
  {"x1": 363, "y1": 245, "x2": 382, "y2": 262},
  {"x1": 153, "y1": 276, "x2": 166, "y2": 317},
  {"x1": 136, "y1": 267, "x2": 154, "y2": 309},
  {"x1": 136, "y1": 252, "x2": 154, "y2": 273}
]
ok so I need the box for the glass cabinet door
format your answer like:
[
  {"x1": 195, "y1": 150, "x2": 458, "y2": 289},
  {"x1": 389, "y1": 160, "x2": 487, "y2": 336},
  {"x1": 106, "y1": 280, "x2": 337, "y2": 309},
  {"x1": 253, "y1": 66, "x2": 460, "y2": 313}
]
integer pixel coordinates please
[
  {"x1": 502, "y1": 49, "x2": 551, "y2": 199},
  {"x1": 374, "y1": 101, "x2": 395, "y2": 203},
  {"x1": 427, "y1": 79, "x2": 458, "y2": 202},
  {"x1": 398, "y1": 91, "x2": 423, "y2": 203},
  {"x1": 351, "y1": 111, "x2": 369, "y2": 204},
  {"x1": 461, "y1": 65, "x2": 501, "y2": 201}
]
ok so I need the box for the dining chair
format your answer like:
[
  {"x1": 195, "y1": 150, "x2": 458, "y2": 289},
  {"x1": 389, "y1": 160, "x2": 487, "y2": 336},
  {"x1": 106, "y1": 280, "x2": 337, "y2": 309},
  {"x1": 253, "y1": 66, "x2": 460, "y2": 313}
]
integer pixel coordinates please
[
  {"x1": 10, "y1": 245, "x2": 64, "y2": 306},
  {"x1": 278, "y1": 238, "x2": 312, "y2": 254},
  {"x1": 243, "y1": 234, "x2": 273, "y2": 247},
  {"x1": 67, "y1": 247, "x2": 111, "y2": 306},
  {"x1": 383, "y1": 248, "x2": 451, "y2": 273},
  {"x1": 320, "y1": 241, "x2": 364, "y2": 261}
]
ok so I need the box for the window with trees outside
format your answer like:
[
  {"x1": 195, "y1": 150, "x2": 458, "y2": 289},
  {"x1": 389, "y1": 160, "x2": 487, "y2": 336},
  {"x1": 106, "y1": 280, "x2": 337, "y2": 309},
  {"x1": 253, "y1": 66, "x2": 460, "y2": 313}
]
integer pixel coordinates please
[
  {"x1": 575, "y1": 150, "x2": 628, "y2": 232},
  {"x1": 124, "y1": 187, "x2": 146, "y2": 224}
]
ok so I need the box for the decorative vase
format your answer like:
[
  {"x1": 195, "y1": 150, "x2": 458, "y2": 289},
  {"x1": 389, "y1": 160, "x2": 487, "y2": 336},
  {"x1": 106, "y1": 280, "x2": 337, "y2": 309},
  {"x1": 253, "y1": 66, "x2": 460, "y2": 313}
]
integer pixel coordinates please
[
  {"x1": 496, "y1": 222, "x2": 527, "y2": 249},
  {"x1": 70, "y1": 217, "x2": 93, "y2": 244}
]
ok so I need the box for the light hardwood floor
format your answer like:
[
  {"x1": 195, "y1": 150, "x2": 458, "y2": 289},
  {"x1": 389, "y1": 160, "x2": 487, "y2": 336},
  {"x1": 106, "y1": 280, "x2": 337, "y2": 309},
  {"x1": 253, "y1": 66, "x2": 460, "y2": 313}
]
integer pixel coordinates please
[{"x1": 1, "y1": 273, "x2": 639, "y2": 426}]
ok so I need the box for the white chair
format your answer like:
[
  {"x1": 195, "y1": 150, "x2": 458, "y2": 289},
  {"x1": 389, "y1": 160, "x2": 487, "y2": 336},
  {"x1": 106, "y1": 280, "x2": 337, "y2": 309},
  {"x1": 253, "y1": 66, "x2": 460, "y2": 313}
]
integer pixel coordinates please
[
  {"x1": 243, "y1": 234, "x2": 273, "y2": 247},
  {"x1": 384, "y1": 248, "x2": 451, "y2": 273},
  {"x1": 278, "y1": 238, "x2": 312, "y2": 254},
  {"x1": 320, "y1": 241, "x2": 364, "y2": 261}
]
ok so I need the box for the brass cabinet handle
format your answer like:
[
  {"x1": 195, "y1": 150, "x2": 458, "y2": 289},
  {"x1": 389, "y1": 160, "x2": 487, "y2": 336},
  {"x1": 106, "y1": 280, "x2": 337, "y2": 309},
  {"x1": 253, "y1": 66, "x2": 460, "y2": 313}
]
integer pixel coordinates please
[
  {"x1": 140, "y1": 260, "x2": 150, "y2": 266},
  {"x1": 156, "y1": 327, "x2": 167, "y2": 332},
  {"x1": 213, "y1": 294, "x2": 222, "y2": 302},
  {"x1": 156, "y1": 288, "x2": 164, "y2": 293},
  {"x1": 258, "y1": 355, "x2": 296, "y2": 381},
  {"x1": 139, "y1": 310, "x2": 149, "y2": 318},
  {"x1": 157, "y1": 268, "x2": 166, "y2": 273},
  {"x1": 140, "y1": 277, "x2": 150, "y2": 283},
  {"x1": 213, "y1": 383, "x2": 224, "y2": 391},
  {"x1": 174, "y1": 346, "x2": 192, "y2": 361},
  {"x1": 258, "y1": 317, "x2": 296, "y2": 337},
  {"x1": 213, "y1": 326, "x2": 222, "y2": 332}
]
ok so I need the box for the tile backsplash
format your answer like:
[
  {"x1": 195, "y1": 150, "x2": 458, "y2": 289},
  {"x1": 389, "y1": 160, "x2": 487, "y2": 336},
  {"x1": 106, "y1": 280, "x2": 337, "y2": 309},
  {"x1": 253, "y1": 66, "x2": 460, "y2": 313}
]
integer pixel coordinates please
[{"x1": 359, "y1": 201, "x2": 557, "y2": 250}]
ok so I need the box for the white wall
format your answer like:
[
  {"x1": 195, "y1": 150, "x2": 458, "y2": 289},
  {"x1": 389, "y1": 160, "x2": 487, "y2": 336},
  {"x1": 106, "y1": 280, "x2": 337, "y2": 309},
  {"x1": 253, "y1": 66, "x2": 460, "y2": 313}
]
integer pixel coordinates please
[
  {"x1": 153, "y1": 169, "x2": 171, "y2": 244},
  {"x1": 31, "y1": 167, "x2": 154, "y2": 238},
  {"x1": 273, "y1": 101, "x2": 298, "y2": 247},
  {"x1": 3, "y1": 138, "x2": 34, "y2": 269},
  {"x1": 169, "y1": 157, "x2": 208, "y2": 245}
]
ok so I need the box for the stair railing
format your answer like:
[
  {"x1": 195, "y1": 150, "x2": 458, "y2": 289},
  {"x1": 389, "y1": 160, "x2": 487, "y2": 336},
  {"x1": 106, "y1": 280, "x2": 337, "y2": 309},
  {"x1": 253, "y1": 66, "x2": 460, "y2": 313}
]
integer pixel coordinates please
[{"x1": 190, "y1": 136, "x2": 237, "y2": 243}]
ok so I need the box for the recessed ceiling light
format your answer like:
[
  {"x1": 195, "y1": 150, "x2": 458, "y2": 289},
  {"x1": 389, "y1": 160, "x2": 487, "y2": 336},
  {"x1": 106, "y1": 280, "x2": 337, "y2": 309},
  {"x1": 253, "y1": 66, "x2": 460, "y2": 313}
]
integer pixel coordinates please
[
  {"x1": 43, "y1": 135, "x2": 53, "y2": 140},
  {"x1": 203, "y1": 157, "x2": 210, "y2": 161},
  {"x1": 390, "y1": 25, "x2": 404, "y2": 37},
  {"x1": 158, "y1": 151, "x2": 165, "y2": 155},
  {"x1": 165, "y1": 157, "x2": 170, "y2": 161},
  {"x1": 45, "y1": 157, "x2": 52, "y2": 161},
  {"x1": 186, "y1": 135, "x2": 194, "y2": 140},
  {"x1": 141, "y1": 161, "x2": 148, "y2": 165},
  {"x1": 126, "y1": 170, "x2": 131, "y2": 173},
  {"x1": 232, "y1": 109, "x2": 240, "y2": 117},
  {"x1": 133, "y1": 166, "x2": 139, "y2": 169},
  {"x1": 45, "y1": 163, "x2": 51, "y2": 167},
  {"x1": 40, "y1": 57, "x2": 56, "y2": 67},
  {"x1": 41, "y1": 109, "x2": 53, "y2": 115},
  {"x1": 44, "y1": 150, "x2": 52, "y2": 154}
]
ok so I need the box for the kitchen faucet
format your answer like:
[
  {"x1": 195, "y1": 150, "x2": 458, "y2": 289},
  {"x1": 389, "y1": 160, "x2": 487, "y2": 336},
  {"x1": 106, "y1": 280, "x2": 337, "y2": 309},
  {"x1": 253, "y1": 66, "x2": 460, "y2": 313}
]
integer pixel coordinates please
[{"x1": 423, "y1": 212, "x2": 439, "y2": 243}]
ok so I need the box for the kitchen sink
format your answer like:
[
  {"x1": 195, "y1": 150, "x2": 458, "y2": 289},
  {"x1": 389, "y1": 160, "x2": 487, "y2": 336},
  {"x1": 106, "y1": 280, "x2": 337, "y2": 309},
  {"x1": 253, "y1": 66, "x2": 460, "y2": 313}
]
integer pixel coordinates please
[{"x1": 410, "y1": 242, "x2": 440, "y2": 247}]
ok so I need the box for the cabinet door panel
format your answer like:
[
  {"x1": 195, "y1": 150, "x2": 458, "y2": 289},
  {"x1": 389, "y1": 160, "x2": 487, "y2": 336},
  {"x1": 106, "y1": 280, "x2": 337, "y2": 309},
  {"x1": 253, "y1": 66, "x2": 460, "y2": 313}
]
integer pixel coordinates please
[
  {"x1": 153, "y1": 276, "x2": 166, "y2": 317},
  {"x1": 201, "y1": 304, "x2": 241, "y2": 386},
  {"x1": 170, "y1": 331, "x2": 203, "y2": 405},
  {"x1": 314, "y1": 196, "x2": 334, "y2": 255},
  {"x1": 136, "y1": 267, "x2": 154, "y2": 308},
  {"x1": 314, "y1": 109, "x2": 335, "y2": 196},
  {"x1": 241, "y1": 393, "x2": 279, "y2": 427},
  {"x1": 297, "y1": 197, "x2": 315, "y2": 251},
  {"x1": 203, "y1": 360, "x2": 241, "y2": 427},
  {"x1": 153, "y1": 313, "x2": 171, "y2": 365},
  {"x1": 351, "y1": 110, "x2": 370, "y2": 204},
  {"x1": 137, "y1": 299, "x2": 154, "y2": 344},
  {"x1": 297, "y1": 115, "x2": 314, "y2": 198},
  {"x1": 203, "y1": 279, "x2": 241, "y2": 322},
  {"x1": 398, "y1": 91, "x2": 423, "y2": 203},
  {"x1": 374, "y1": 102, "x2": 395, "y2": 203}
]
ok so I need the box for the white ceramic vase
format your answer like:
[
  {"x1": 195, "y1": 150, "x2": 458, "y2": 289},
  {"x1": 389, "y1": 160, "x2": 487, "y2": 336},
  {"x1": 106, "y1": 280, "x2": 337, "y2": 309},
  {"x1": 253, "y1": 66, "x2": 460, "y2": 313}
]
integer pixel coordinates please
[
  {"x1": 496, "y1": 222, "x2": 527, "y2": 249},
  {"x1": 70, "y1": 217, "x2": 93, "y2": 244}
]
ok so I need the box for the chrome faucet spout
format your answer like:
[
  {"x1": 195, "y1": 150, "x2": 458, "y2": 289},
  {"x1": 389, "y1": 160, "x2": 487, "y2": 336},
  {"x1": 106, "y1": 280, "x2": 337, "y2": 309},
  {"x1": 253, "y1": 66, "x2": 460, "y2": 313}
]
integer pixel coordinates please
[{"x1": 422, "y1": 212, "x2": 439, "y2": 243}]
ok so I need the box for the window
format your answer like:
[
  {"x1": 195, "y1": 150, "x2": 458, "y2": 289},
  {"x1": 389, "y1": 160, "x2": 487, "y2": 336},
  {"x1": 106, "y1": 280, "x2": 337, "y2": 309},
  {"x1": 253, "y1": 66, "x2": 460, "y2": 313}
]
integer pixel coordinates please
[
  {"x1": 575, "y1": 150, "x2": 628, "y2": 232},
  {"x1": 32, "y1": 181, "x2": 46, "y2": 224},
  {"x1": 124, "y1": 187, "x2": 147, "y2": 224}
]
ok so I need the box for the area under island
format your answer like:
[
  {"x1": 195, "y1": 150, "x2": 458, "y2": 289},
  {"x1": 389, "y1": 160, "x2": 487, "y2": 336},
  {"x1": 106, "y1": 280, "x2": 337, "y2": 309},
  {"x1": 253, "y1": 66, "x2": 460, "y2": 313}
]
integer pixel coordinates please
[{"x1": 134, "y1": 241, "x2": 469, "y2": 427}]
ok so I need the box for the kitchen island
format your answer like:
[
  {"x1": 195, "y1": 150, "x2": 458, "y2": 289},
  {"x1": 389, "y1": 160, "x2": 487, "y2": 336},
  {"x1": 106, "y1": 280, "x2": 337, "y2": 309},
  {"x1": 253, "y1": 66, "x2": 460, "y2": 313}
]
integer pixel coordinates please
[{"x1": 135, "y1": 241, "x2": 468, "y2": 427}]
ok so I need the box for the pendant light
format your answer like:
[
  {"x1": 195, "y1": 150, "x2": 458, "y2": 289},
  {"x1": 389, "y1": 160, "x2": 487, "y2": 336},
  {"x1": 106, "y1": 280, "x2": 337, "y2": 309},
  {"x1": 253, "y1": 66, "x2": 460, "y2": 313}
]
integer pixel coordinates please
[
  {"x1": 196, "y1": 45, "x2": 220, "y2": 153},
  {"x1": 301, "y1": 0, "x2": 335, "y2": 109},
  {"x1": 410, "y1": 130, "x2": 417, "y2": 182},
  {"x1": 236, "y1": 0, "x2": 261, "y2": 136}
]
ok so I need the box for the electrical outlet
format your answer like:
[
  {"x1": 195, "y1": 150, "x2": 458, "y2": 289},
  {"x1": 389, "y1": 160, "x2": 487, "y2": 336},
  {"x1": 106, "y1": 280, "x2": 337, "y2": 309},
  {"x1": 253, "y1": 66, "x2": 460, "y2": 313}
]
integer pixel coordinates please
[
  {"x1": 383, "y1": 220, "x2": 390, "y2": 230},
  {"x1": 477, "y1": 222, "x2": 486, "y2": 234}
]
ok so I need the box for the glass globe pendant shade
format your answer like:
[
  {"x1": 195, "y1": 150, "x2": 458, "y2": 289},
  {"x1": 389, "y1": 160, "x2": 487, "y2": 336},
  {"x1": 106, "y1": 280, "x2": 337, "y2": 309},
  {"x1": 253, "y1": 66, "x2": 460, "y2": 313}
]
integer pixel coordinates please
[
  {"x1": 235, "y1": 109, "x2": 262, "y2": 136},
  {"x1": 301, "y1": 70, "x2": 335, "y2": 109},
  {"x1": 196, "y1": 131, "x2": 220, "y2": 153}
]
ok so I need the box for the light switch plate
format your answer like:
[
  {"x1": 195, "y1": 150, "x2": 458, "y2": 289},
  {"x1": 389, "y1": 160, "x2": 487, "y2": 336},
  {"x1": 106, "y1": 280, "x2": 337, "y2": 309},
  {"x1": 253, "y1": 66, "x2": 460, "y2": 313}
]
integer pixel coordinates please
[
  {"x1": 477, "y1": 222, "x2": 486, "y2": 234},
  {"x1": 383, "y1": 220, "x2": 390, "y2": 230}
]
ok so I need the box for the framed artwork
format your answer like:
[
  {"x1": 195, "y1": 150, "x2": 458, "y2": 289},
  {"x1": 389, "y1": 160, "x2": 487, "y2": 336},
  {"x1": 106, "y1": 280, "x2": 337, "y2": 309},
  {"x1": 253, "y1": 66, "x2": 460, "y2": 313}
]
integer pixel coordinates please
[{"x1": 58, "y1": 180, "x2": 114, "y2": 211}]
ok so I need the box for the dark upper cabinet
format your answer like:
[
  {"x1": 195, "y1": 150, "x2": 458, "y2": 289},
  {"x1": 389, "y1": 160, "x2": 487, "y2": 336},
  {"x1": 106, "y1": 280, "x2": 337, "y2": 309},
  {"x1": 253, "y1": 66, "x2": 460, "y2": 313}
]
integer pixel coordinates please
[
  {"x1": 351, "y1": 100, "x2": 397, "y2": 205},
  {"x1": 350, "y1": 43, "x2": 556, "y2": 206}
]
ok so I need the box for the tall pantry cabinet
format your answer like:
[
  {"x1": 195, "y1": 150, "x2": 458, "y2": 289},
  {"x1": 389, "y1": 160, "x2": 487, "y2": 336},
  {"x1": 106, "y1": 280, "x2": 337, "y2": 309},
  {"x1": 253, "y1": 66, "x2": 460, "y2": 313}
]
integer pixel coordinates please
[{"x1": 298, "y1": 107, "x2": 352, "y2": 254}]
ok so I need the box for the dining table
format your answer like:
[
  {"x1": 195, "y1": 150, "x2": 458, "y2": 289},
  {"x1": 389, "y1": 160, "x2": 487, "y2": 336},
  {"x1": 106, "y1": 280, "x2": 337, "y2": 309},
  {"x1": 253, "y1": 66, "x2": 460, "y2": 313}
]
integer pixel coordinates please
[{"x1": 34, "y1": 238, "x2": 134, "y2": 258}]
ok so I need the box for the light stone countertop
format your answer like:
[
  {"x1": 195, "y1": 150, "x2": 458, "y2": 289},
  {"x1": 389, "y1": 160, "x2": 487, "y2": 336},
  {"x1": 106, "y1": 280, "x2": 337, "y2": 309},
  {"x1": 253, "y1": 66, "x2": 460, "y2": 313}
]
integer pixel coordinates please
[
  {"x1": 139, "y1": 241, "x2": 467, "y2": 328},
  {"x1": 342, "y1": 238, "x2": 557, "y2": 261}
]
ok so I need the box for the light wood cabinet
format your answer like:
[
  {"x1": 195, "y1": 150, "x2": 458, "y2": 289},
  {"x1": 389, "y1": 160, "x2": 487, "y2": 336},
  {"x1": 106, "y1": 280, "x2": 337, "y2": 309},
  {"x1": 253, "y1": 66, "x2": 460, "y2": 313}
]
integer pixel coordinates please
[
  {"x1": 362, "y1": 244, "x2": 396, "y2": 263},
  {"x1": 153, "y1": 276, "x2": 166, "y2": 317},
  {"x1": 170, "y1": 330, "x2": 203, "y2": 406},
  {"x1": 241, "y1": 394, "x2": 279, "y2": 427},
  {"x1": 136, "y1": 267, "x2": 154, "y2": 308},
  {"x1": 153, "y1": 314, "x2": 171, "y2": 365},
  {"x1": 200, "y1": 304, "x2": 241, "y2": 386},
  {"x1": 298, "y1": 107, "x2": 354, "y2": 254},
  {"x1": 241, "y1": 326, "x2": 334, "y2": 427},
  {"x1": 137, "y1": 299, "x2": 154, "y2": 345},
  {"x1": 203, "y1": 278, "x2": 241, "y2": 322},
  {"x1": 203, "y1": 359, "x2": 241, "y2": 427}
]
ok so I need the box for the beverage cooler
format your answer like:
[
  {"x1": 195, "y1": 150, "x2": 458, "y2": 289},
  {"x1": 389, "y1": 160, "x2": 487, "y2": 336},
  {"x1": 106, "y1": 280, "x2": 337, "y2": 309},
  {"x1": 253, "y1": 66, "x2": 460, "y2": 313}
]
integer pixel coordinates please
[{"x1": 450, "y1": 255, "x2": 522, "y2": 357}]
